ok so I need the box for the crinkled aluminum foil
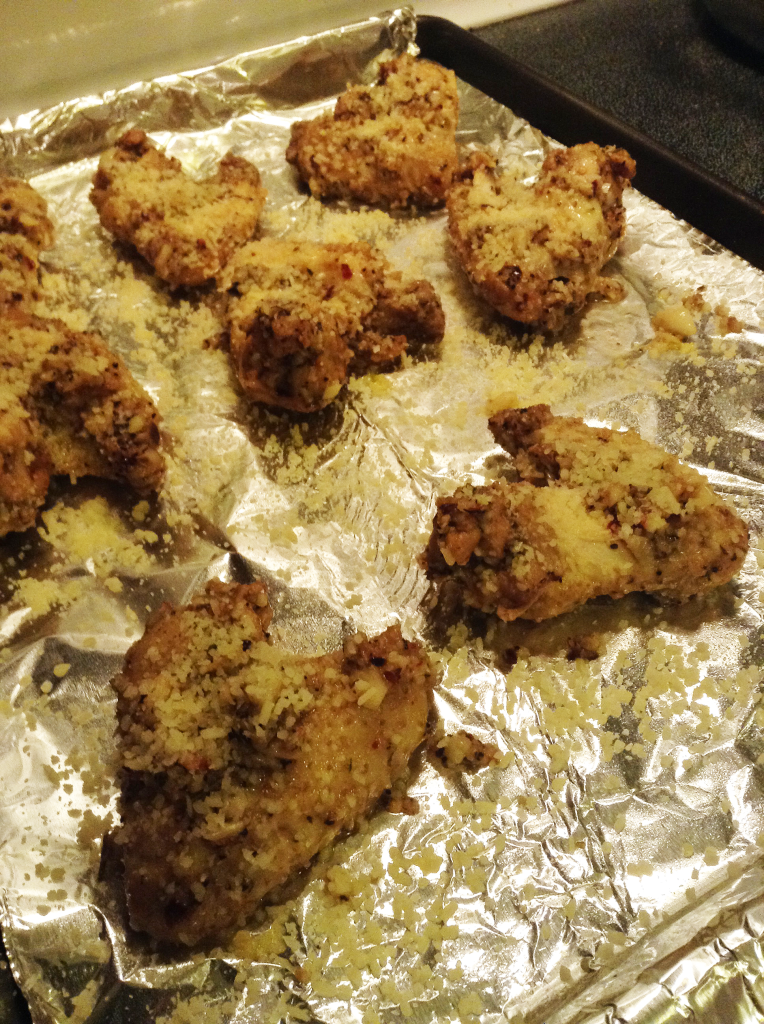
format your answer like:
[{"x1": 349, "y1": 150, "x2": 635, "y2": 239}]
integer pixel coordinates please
[{"x1": 1, "y1": 8, "x2": 763, "y2": 1024}]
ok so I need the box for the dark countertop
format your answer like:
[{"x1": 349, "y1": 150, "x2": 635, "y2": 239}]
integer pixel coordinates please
[{"x1": 474, "y1": 0, "x2": 764, "y2": 206}]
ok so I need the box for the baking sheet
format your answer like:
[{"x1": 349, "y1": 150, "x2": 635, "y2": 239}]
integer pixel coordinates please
[{"x1": 1, "y1": 8, "x2": 763, "y2": 1024}]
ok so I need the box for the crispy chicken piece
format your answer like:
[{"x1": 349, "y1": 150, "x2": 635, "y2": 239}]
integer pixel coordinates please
[
  {"x1": 221, "y1": 238, "x2": 445, "y2": 412},
  {"x1": 0, "y1": 235, "x2": 43, "y2": 307},
  {"x1": 0, "y1": 395, "x2": 50, "y2": 538},
  {"x1": 0, "y1": 176, "x2": 55, "y2": 249},
  {"x1": 0, "y1": 176, "x2": 55, "y2": 307},
  {"x1": 0, "y1": 178, "x2": 164, "y2": 537},
  {"x1": 447, "y1": 143, "x2": 636, "y2": 331},
  {"x1": 110, "y1": 579, "x2": 435, "y2": 945},
  {"x1": 90, "y1": 130, "x2": 267, "y2": 287},
  {"x1": 286, "y1": 53, "x2": 459, "y2": 208},
  {"x1": 0, "y1": 307, "x2": 165, "y2": 537},
  {"x1": 424, "y1": 405, "x2": 749, "y2": 622}
]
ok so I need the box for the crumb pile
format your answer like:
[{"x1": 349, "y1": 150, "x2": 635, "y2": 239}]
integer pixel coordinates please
[
  {"x1": 448, "y1": 143, "x2": 636, "y2": 330},
  {"x1": 286, "y1": 53, "x2": 459, "y2": 208},
  {"x1": 221, "y1": 238, "x2": 444, "y2": 411},
  {"x1": 426, "y1": 405, "x2": 749, "y2": 621},
  {"x1": 3, "y1": 496, "x2": 158, "y2": 620},
  {"x1": 112, "y1": 579, "x2": 435, "y2": 945},
  {"x1": 91, "y1": 130, "x2": 267, "y2": 286},
  {"x1": 0, "y1": 176, "x2": 55, "y2": 307}
]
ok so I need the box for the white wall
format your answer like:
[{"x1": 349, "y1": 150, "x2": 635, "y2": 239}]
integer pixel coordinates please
[{"x1": 1, "y1": 0, "x2": 573, "y2": 120}]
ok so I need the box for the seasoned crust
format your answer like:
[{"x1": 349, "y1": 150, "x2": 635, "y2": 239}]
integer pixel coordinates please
[
  {"x1": 0, "y1": 177, "x2": 55, "y2": 250},
  {"x1": 0, "y1": 234, "x2": 43, "y2": 307},
  {"x1": 286, "y1": 54, "x2": 459, "y2": 208},
  {"x1": 221, "y1": 238, "x2": 445, "y2": 412},
  {"x1": 110, "y1": 579, "x2": 435, "y2": 945},
  {"x1": 0, "y1": 399, "x2": 51, "y2": 538},
  {"x1": 0, "y1": 307, "x2": 165, "y2": 537},
  {"x1": 447, "y1": 143, "x2": 636, "y2": 331},
  {"x1": 424, "y1": 405, "x2": 749, "y2": 622},
  {"x1": 0, "y1": 176, "x2": 55, "y2": 308},
  {"x1": 113, "y1": 580, "x2": 275, "y2": 776},
  {"x1": 90, "y1": 130, "x2": 267, "y2": 287}
]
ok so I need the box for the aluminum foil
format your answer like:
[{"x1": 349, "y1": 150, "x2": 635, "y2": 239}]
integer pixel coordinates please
[{"x1": 1, "y1": 8, "x2": 763, "y2": 1024}]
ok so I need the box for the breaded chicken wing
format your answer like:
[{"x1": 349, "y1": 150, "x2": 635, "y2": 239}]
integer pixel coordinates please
[
  {"x1": 221, "y1": 238, "x2": 445, "y2": 412},
  {"x1": 0, "y1": 307, "x2": 165, "y2": 537},
  {"x1": 425, "y1": 405, "x2": 748, "y2": 622},
  {"x1": 110, "y1": 579, "x2": 434, "y2": 945},
  {"x1": 90, "y1": 130, "x2": 267, "y2": 287},
  {"x1": 0, "y1": 176, "x2": 55, "y2": 249},
  {"x1": 286, "y1": 54, "x2": 458, "y2": 208},
  {"x1": 0, "y1": 394, "x2": 50, "y2": 538},
  {"x1": 0, "y1": 176, "x2": 55, "y2": 307},
  {"x1": 447, "y1": 144, "x2": 636, "y2": 331}
]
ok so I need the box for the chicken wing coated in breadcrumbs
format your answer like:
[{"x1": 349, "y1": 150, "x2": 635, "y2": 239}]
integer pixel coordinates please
[
  {"x1": 0, "y1": 307, "x2": 164, "y2": 537},
  {"x1": 90, "y1": 130, "x2": 266, "y2": 287},
  {"x1": 110, "y1": 579, "x2": 434, "y2": 945},
  {"x1": 286, "y1": 53, "x2": 458, "y2": 208},
  {"x1": 448, "y1": 143, "x2": 636, "y2": 331},
  {"x1": 424, "y1": 405, "x2": 748, "y2": 622},
  {"x1": 221, "y1": 238, "x2": 445, "y2": 412},
  {"x1": 0, "y1": 176, "x2": 55, "y2": 307}
]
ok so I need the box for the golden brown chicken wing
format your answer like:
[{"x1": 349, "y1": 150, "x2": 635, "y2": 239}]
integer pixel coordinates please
[
  {"x1": 221, "y1": 237, "x2": 445, "y2": 412},
  {"x1": 0, "y1": 176, "x2": 55, "y2": 307},
  {"x1": 286, "y1": 53, "x2": 459, "y2": 208},
  {"x1": 0, "y1": 394, "x2": 50, "y2": 538},
  {"x1": 90, "y1": 130, "x2": 267, "y2": 287},
  {"x1": 424, "y1": 405, "x2": 749, "y2": 622},
  {"x1": 110, "y1": 579, "x2": 435, "y2": 945},
  {"x1": 0, "y1": 307, "x2": 165, "y2": 537},
  {"x1": 447, "y1": 144, "x2": 636, "y2": 331}
]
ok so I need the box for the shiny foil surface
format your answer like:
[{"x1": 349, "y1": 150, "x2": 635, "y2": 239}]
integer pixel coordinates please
[{"x1": 1, "y1": 9, "x2": 763, "y2": 1024}]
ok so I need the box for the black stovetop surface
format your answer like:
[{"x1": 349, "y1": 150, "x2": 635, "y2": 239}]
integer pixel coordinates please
[{"x1": 475, "y1": 0, "x2": 764, "y2": 206}]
